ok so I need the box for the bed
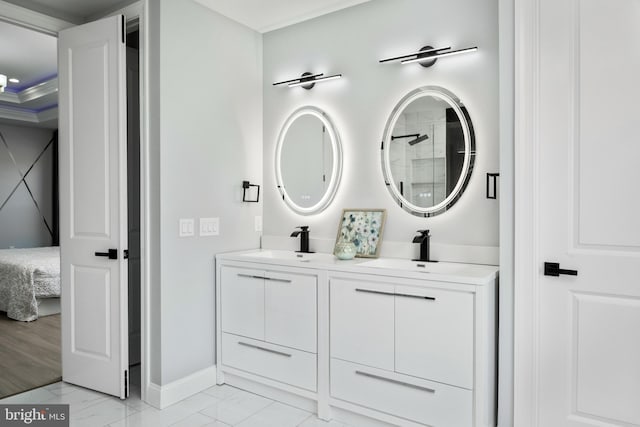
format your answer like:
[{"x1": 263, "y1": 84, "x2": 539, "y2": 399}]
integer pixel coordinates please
[{"x1": 0, "y1": 246, "x2": 60, "y2": 322}]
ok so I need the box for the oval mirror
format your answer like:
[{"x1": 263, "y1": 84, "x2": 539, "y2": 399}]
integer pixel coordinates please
[
  {"x1": 381, "y1": 86, "x2": 475, "y2": 217},
  {"x1": 276, "y1": 107, "x2": 342, "y2": 215}
]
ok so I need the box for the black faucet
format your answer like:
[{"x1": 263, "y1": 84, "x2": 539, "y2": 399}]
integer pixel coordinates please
[
  {"x1": 412, "y1": 229, "x2": 437, "y2": 262},
  {"x1": 290, "y1": 226, "x2": 313, "y2": 253}
]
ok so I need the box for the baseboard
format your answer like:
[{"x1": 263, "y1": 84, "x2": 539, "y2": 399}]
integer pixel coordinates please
[{"x1": 144, "y1": 365, "x2": 216, "y2": 409}]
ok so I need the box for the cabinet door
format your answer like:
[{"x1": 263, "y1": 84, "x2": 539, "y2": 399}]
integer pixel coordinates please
[
  {"x1": 330, "y1": 278, "x2": 394, "y2": 370},
  {"x1": 220, "y1": 266, "x2": 264, "y2": 340},
  {"x1": 265, "y1": 271, "x2": 317, "y2": 353},
  {"x1": 395, "y1": 285, "x2": 474, "y2": 389}
]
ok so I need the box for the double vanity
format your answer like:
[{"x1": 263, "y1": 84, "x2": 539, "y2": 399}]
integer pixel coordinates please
[{"x1": 215, "y1": 250, "x2": 498, "y2": 427}]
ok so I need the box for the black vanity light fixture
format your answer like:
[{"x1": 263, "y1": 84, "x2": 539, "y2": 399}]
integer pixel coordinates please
[
  {"x1": 273, "y1": 72, "x2": 342, "y2": 90},
  {"x1": 380, "y1": 45, "x2": 478, "y2": 68}
]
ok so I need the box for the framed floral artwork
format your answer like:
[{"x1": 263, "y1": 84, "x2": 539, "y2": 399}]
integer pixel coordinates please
[{"x1": 334, "y1": 209, "x2": 387, "y2": 258}]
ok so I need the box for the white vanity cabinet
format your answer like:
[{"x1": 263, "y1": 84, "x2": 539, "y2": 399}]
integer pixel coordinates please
[
  {"x1": 218, "y1": 262, "x2": 318, "y2": 392},
  {"x1": 216, "y1": 251, "x2": 497, "y2": 427},
  {"x1": 328, "y1": 271, "x2": 496, "y2": 427}
]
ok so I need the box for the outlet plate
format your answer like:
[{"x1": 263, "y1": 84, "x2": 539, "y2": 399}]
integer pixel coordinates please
[
  {"x1": 255, "y1": 216, "x2": 263, "y2": 232},
  {"x1": 200, "y1": 217, "x2": 220, "y2": 236}
]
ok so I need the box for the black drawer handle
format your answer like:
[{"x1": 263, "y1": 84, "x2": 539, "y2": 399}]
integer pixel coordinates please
[
  {"x1": 237, "y1": 273, "x2": 264, "y2": 280},
  {"x1": 264, "y1": 277, "x2": 292, "y2": 283},
  {"x1": 355, "y1": 371, "x2": 435, "y2": 394},
  {"x1": 238, "y1": 341, "x2": 292, "y2": 357},
  {"x1": 395, "y1": 292, "x2": 436, "y2": 301},
  {"x1": 355, "y1": 288, "x2": 395, "y2": 297},
  {"x1": 95, "y1": 249, "x2": 118, "y2": 260},
  {"x1": 356, "y1": 288, "x2": 436, "y2": 301}
]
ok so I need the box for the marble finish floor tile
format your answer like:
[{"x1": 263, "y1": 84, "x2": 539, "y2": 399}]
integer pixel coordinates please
[
  {"x1": 298, "y1": 416, "x2": 350, "y2": 427},
  {"x1": 169, "y1": 412, "x2": 221, "y2": 426},
  {"x1": 2, "y1": 382, "x2": 365, "y2": 427},
  {"x1": 109, "y1": 392, "x2": 222, "y2": 427},
  {"x1": 71, "y1": 398, "x2": 139, "y2": 427},
  {"x1": 235, "y1": 402, "x2": 311, "y2": 427},
  {"x1": 199, "y1": 389, "x2": 273, "y2": 425}
]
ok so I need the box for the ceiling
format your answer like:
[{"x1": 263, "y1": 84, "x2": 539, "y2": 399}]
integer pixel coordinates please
[
  {"x1": 193, "y1": 0, "x2": 371, "y2": 33},
  {"x1": 0, "y1": 0, "x2": 371, "y2": 128},
  {"x1": 0, "y1": 0, "x2": 131, "y2": 23}
]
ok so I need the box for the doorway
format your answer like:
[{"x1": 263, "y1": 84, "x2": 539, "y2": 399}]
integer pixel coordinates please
[{"x1": 0, "y1": 7, "x2": 147, "y2": 402}]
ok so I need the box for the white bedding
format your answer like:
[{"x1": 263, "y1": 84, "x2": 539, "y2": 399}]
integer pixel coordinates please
[{"x1": 0, "y1": 246, "x2": 60, "y2": 321}]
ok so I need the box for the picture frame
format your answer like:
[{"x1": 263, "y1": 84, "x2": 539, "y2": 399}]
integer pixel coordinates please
[{"x1": 334, "y1": 208, "x2": 387, "y2": 258}]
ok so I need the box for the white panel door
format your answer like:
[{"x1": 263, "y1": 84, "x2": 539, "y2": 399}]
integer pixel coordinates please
[
  {"x1": 59, "y1": 15, "x2": 128, "y2": 399},
  {"x1": 516, "y1": 0, "x2": 640, "y2": 425}
]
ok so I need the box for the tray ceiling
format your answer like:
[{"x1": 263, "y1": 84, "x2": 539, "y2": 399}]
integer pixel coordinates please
[{"x1": 0, "y1": 20, "x2": 57, "y2": 128}]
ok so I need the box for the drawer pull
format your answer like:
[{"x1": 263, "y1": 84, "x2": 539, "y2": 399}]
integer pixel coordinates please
[
  {"x1": 356, "y1": 288, "x2": 436, "y2": 301},
  {"x1": 238, "y1": 341, "x2": 292, "y2": 358},
  {"x1": 237, "y1": 273, "x2": 265, "y2": 280},
  {"x1": 395, "y1": 292, "x2": 436, "y2": 301},
  {"x1": 264, "y1": 277, "x2": 292, "y2": 283},
  {"x1": 355, "y1": 370, "x2": 435, "y2": 394},
  {"x1": 355, "y1": 288, "x2": 395, "y2": 297}
]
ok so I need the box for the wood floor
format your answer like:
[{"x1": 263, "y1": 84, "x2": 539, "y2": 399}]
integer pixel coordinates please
[{"x1": 0, "y1": 312, "x2": 61, "y2": 399}]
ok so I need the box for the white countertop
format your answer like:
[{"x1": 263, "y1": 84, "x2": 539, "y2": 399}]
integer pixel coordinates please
[{"x1": 216, "y1": 249, "x2": 499, "y2": 286}]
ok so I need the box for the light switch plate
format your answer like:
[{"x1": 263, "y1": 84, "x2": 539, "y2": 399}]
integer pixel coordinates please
[
  {"x1": 200, "y1": 217, "x2": 219, "y2": 236},
  {"x1": 179, "y1": 218, "x2": 195, "y2": 237},
  {"x1": 254, "y1": 216, "x2": 262, "y2": 232}
]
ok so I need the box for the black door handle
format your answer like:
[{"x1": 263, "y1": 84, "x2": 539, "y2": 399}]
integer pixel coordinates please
[
  {"x1": 95, "y1": 249, "x2": 118, "y2": 260},
  {"x1": 544, "y1": 262, "x2": 578, "y2": 277}
]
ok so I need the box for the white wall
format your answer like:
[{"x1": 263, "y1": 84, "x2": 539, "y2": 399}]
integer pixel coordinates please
[
  {"x1": 0, "y1": 123, "x2": 55, "y2": 249},
  {"x1": 148, "y1": 0, "x2": 263, "y2": 385},
  {"x1": 262, "y1": 0, "x2": 499, "y2": 263}
]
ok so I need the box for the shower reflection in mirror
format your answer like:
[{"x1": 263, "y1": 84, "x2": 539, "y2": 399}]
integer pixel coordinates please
[{"x1": 382, "y1": 86, "x2": 475, "y2": 217}]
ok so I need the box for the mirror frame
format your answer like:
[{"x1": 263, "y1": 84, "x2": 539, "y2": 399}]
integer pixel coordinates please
[
  {"x1": 381, "y1": 86, "x2": 475, "y2": 217},
  {"x1": 275, "y1": 106, "x2": 343, "y2": 215}
]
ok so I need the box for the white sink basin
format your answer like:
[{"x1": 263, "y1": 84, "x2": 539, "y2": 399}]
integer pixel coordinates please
[
  {"x1": 358, "y1": 258, "x2": 487, "y2": 276},
  {"x1": 239, "y1": 250, "x2": 335, "y2": 263}
]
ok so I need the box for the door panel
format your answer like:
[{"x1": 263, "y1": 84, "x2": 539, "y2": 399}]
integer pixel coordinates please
[
  {"x1": 68, "y1": 42, "x2": 110, "y2": 237},
  {"x1": 70, "y1": 265, "x2": 111, "y2": 358},
  {"x1": 59, "y1": 14, "x2": 128, "y2": 398},
  {"x1": 574, "y1": 0, "x2": 640, "y2": 250},
  {"x1": 572, "y1": 293, "x2": 640, "y2": 424}
]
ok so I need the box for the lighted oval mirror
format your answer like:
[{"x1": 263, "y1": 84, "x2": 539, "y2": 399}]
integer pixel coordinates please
[
  {"x1": 381, "y1": 86, "x2": 475, "y2": 217},
  {"x1": 276, "y1": 107, "x2": 342, "y2": 215}
]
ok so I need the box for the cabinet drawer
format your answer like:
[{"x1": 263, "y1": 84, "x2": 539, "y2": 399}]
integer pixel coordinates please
[
  {"x1": 330, "y1": 279, "x2": 394, "y2": 370},
  {"x1": 221, "y1": 333, "x2": 317, "y2": 392},
  {"x1": 265, "y1": 271, "x2": 317, "y2": 353},
  {"x1": 395, "y1": 285, "x2": 474, "y2": 389},
  {"x1": 220, "y1": 266, "x2": 264, "y2": 340},
  {"x1": 331, "y1": 358, "x2": 472, "y2": 427}
]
